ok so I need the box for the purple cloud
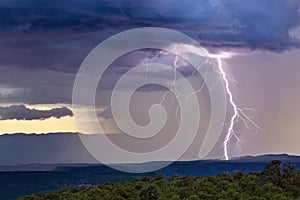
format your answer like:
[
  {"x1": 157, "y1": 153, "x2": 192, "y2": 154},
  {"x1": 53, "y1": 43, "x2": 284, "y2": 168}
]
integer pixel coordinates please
[{"x1": 0, "y1": 105, "x2": 73, "y2": 120}]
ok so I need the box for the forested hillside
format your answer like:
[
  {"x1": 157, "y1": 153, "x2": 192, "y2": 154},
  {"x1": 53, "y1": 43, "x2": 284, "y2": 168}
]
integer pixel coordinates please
[{"x1": 19, "y1": 161, "x2": 300, "y2": 200}]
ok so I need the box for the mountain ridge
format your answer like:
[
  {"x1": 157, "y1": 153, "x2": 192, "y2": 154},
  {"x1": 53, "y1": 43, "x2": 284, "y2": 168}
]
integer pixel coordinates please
[{"x1": 0, "y1": 153, "x2": 299, "y2": 172}]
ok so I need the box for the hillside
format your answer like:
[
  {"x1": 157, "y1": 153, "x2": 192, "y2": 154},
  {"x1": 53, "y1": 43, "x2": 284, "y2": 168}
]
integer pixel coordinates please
[{"x1": 18, "y1": 161, "x2": 300, "y2": 200}]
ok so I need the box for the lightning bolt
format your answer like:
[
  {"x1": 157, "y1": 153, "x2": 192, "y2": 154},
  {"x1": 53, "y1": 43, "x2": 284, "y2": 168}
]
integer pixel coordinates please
[
  {"x1": 217, "y1": 58, "x2": 238, "y2": 160},
  {"x1": 141, "y1": 44, "x2": 261, "y2": 160},
  {"x1": 215, "y1": 57, "x2": 262, "y2": 160}
]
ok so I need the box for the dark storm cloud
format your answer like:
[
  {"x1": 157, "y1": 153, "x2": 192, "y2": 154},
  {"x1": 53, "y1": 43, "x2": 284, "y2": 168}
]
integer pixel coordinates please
[
  {"x1": 0, "y1": 0, "x2": 299, "y2": 52},
  {"x1": 197, "y1": 1, "x2": 300, "y2": 52},
  {"x1": 0, "y1": 105, "x2": 73, "y2": 120},
  {"x1": 0, "y1": 0, "x2": 300, "y2": 105},
  {"x1": 0, "y1": 0, "x2": 299, "y2": 75}
]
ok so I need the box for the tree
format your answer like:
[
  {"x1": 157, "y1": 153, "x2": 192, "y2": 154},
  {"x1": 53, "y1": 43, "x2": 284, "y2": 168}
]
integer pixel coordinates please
[{"x1": 139, "y1": 185, "x2": 159, "y2": 200}]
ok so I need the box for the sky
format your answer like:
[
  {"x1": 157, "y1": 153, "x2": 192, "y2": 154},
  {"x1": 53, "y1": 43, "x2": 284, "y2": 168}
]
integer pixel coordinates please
[{"x1": 0, "y1": 0, "x2": 300, "y2": 161}]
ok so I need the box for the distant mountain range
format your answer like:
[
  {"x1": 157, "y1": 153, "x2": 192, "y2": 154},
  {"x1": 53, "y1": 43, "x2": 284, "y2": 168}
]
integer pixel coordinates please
[
  {"x1": 0, "y1": 153, "x2": 299, "y2": 172},
  {"x1": 231, "y1": 154, "x2": 300, "y2": 162}
]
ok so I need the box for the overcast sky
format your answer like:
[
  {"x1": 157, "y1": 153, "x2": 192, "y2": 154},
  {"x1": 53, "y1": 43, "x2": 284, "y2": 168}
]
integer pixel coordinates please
[{"x1": 0, "y1": 0, "x2": 300, "y2": 161}]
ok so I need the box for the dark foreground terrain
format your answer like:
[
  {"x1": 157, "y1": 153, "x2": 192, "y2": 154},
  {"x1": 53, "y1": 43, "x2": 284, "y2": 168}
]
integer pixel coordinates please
[
  {"x1": 0, "y1": 161, "x2": 292, "y2": 199},
  {"x1": 0, "y1": 154, "x2": 299, "y2": 199},
  {"x1": 18, "y1": 160, "x2": 300, "y2": 200}
]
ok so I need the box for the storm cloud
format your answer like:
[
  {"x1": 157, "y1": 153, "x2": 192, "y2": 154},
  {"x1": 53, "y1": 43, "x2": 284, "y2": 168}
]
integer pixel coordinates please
[
  {"x1": 0, "y1": 0, "x2": 300, "y2": 52},
  {"x1": 0, "y1": 0, "x2": 300, "y2": 105},
  {"x1": 0, "y1": 105, "x2": 73, "y2": 120}
]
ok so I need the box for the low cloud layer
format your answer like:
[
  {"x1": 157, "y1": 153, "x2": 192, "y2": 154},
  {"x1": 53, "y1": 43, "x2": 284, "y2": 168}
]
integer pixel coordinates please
[{"x1": 0, "y1": 105, "x2": 73, "y2": 120}]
